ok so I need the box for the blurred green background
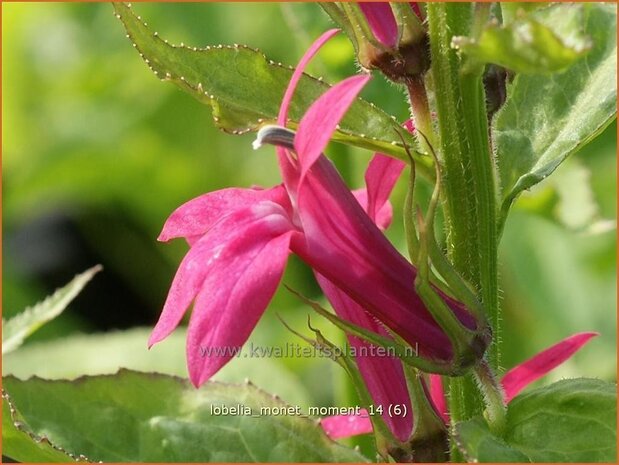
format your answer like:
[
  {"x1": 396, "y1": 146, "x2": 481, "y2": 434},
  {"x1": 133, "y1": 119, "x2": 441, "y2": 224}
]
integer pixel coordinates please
[{"x1": 2, "y1": 1, "x2": 616, "y2": 431}]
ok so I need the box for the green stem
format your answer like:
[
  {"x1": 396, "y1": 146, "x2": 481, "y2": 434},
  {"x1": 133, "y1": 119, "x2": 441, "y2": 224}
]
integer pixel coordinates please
[
  {"x1": 426, "y1": 0, "x2": 500, "y2": 440},
  {"x1": 473, "y1": 360, "x2": 507, "y2": 436},
  {"x1": 406, "y1": 75, "x2": 437, "y2": 155}
]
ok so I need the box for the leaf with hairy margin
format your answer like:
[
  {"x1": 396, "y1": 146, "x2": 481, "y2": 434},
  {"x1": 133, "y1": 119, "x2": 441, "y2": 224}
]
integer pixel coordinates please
[
  {"x1": 493, "y1": 3, "x2": 616, "y2": 230},
  {"x1": 455, "y1": 378, "x2": 617, "y2": 462},
  {"x1": 3, "y1": 370, "x2": 369, "y2": 463},
  {"x1": 112, "y1": 2, "x2": 419, "y2": 162},
  {"x1": 2, "y1": 265, "x2": 101, "y2": 354},
  {"x1": 453, "y1": 9, "x2": 590, "y2": 74},
  {"x1": 2, "y1": 390, "x2": 90, "y2": 462}
]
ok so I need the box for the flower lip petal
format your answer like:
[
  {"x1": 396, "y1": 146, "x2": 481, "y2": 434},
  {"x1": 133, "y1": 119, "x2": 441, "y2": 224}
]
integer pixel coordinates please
[
  {"x1": 148, "y1": 201, "x2": 293, "y2": 349},
  {"x1": 501, "y1": 331, "x2": 598, "y2": 403},
  {"x1": 157, "y1": 185, "x2": 290, "y2": 243},
  {"x1": 278, "y1": 29, "x2": 340, "y2": 126},
  {"x1": 186, "y1": 230, "x2": 293, "y2": 386},
  {"x1": 320, "y1": 412, "x2": 373, "y2": 440},
  {"x1": 294, "y1": 74, "x2": 371, "y2": 180}
]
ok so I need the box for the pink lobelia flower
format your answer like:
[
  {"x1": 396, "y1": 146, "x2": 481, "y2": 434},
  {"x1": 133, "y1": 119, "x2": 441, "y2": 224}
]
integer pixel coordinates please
[
  {"x1": 321, "y1": 332, "x2": 598, "y2": 438},
  {"x1": 149, "y1": 29, "x2": 477, "y2": 395}
]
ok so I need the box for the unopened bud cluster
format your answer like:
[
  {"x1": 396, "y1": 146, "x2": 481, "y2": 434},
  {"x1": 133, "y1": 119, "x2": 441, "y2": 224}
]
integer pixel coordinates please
[{"x1": 322, "y1": 2, "x2": 430, "y2": 83}]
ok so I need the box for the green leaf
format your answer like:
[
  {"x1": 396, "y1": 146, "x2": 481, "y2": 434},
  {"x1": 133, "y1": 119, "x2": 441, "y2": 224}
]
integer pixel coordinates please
[
  {"x1": 455, "y1": 378, "x2": 617, "y2": 462},
  {"x1": 453, "y1": 7, "x2": 591, "y2": 74},
  {"x1": 493, "y1": 3, "x2": 617, "y2": 228},
  {"x1": 517, "y1": 158, "x2": 609, "y2": 232},
  {"x1": 506, "y1": 378, "x2": 617, "y2": 462},
  {"x1": 3, "y1": 370, "x2": 368, "y2": 462},
  {"x1": 501, "y1": 3, "x2": 550, "y2": 24},
  {"x1": 454, "y1": 417, "x2": 530, "y2": 462},
  {"x1": 3, "y1": 327, "x2": 312, "y2": 409},
  {"x1": 2, "y1": 390, "x2": 89, "y2": 462},
  {"x1": 2, "y1": 265, "x2": 101, "y2": 354},
  {"x1": 112, "y1": 2, "x2": 417, "y2": 161}
]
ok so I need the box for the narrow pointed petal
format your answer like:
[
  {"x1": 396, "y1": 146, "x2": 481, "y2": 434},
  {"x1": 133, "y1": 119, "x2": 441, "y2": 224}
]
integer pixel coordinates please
[
  {"x1": 158, "y1": 185, "x2": 290, "y2": 244},
  {"x1": 502, "y1": 332, "x2": 598, "y2": 403},
  {"x1": 321, "y1": 412, "x2": 373, "y2": 440},
  {"x1": 428, "y1": 374, "x2": 449, "y2": 424},
  {"x1": 295, "y1": 75, "x2": 371, "y2": 179},
  {"x1": 364, "y1": 154, "x2": 405, "y2": 225},
  {"x1": 358, "y1": 3, "x2": 399, "y2": 48},
  {"x1": 278, "y1": 29, "x2": 340, "y2": 125},
  {"x1": 184, "y1": 216, "x2": 295, "y2": 386},
  {"x1": 149, "y1": 203, "x2": 293, "y2": 349},
  {"x1": 274, "y1": 29, "x2": 339, "y2": 191},
  {"x1": 317, "y1": 274, "x2": 413, "y2": 441}
]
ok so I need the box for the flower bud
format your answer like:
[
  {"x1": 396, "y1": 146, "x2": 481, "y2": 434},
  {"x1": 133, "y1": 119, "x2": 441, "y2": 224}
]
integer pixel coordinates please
[{"x1": 321, "y1": 2, "x2": 430, "y2": 83}]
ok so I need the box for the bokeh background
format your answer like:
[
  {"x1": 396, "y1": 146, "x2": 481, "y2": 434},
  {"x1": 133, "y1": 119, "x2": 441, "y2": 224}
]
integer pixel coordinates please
[{"x1": 3, "y1": 1, "x2": 616, "y2": 438}]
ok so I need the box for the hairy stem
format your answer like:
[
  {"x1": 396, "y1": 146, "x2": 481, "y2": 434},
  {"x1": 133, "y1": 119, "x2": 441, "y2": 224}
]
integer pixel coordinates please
[
  {"x1": 406, "y1": 75, "x2": 436, "y2": 154},
  {"x1": 426, "y1": 1, "x2": 500, "y2": 446}
]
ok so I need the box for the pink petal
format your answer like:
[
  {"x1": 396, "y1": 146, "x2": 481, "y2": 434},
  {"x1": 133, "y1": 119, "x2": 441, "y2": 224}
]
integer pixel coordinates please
[
  {"x1": 182, "y1": 202, "x2": 293, "y2": 386},
  {"x1": 321, "y1": 412, "x2": 373, "y2": 440},
  {"x1": 275, "y1": 29, "x2": 339, "y2": 191},
  {"x1": 411, "y1": 3, "x2": 424, "y2": 21},
  {"x1": 185, "y1": 227, "x2": 294, "y2": 386},
  {"x1": 358, "y1": 3, "x2": 399, "y2": 48},
  {"x1": 317, "y1": 273, "x2": 413, "y2": 442},
  {"x1": 502, "y1": 332, "x2": 598, "y2": 403},
  {"x1": 403, "y1": 118, "x2": 416, "y2": 133},
  {"x1": 294, "y1": 75, "x2": 371, "y2": 180},
  {"x1": 428, "y1": 374, "x2": 450, "y2": 424},
  {"x1": 158, "y1": 185, "x2": 290, "y2": 244},
  {"x1": 277, "y1": 29, "x2": 340, "y2": 126},
  {"x1": 148, "y1": 202, "x2": 293, "y2": 349},
  {"x1": 351, "y1": 187, "x2": 392, "y2": 231},
  {"x1": 351, "y1": 187, "x2": 369, "y2": 211},
  {"x1": 364, "y1": 154, "x2": 405, "y2": 226}
]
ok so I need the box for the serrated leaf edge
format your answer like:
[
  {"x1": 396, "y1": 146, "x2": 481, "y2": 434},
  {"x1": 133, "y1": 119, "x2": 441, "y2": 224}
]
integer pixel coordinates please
[
  {"x1": 2, "y1": 265, "x2": 103, "y2": 355},
  {"x1": 112, "y1": 2, "x2": 413, "y2": 154},
  {"x1": 2, "y1": 389, "x2": 94, "y2": 463},
  {"x1": 4, "y1": 369, "x2": 370, "y2": 462}
]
